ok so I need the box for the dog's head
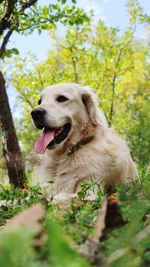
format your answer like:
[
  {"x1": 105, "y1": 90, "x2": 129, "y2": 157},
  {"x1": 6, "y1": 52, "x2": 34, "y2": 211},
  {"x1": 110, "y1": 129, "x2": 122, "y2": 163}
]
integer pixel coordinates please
[{"x1": 31, "y1": 83, "x2": 108, "y2": 154}]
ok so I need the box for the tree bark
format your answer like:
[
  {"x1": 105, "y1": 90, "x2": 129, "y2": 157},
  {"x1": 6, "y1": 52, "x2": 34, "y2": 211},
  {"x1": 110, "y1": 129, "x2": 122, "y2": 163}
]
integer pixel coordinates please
[{"x1": 0, "y1": 71, "x2": 25, "y2": 188}]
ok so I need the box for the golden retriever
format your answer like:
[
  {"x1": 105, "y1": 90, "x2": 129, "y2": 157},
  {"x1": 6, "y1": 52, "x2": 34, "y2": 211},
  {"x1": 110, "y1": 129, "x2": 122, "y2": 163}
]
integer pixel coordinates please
[{"x1": 31, "y1": 83, "x2": 137, "y2": 199}]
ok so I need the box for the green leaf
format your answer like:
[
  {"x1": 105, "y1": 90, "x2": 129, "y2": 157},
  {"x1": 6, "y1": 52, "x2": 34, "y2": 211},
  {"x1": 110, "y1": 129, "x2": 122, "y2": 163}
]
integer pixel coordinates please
[
  {"x1": 46, "y1": 218, "x2": 88, "y2": 267},
  {"x1": 11, "y1": 48, "x2": 19, "y2": 55},
  {"x1": 61, "y1": 0, "x2": 67, "y2": 4},
  {"x1": 0, "y1": 229, "x2": 37, "y2": 267}
]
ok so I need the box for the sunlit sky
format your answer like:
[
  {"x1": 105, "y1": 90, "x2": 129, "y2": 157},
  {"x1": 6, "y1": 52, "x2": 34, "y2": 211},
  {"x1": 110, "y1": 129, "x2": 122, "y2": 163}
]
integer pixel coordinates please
[{"x1": 6, "y1": 0, "x2": 149, "y2": 116}]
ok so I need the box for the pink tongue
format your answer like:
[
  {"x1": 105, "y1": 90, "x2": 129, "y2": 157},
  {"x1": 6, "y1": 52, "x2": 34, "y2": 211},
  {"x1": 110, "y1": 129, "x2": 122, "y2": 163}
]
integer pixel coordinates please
[{"x1": 34, "y1": 130, "x2": 55, "y2": 154}]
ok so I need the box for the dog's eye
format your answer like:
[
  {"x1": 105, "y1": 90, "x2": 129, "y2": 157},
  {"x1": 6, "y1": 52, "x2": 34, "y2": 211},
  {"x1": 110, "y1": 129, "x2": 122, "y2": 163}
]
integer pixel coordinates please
[
  {"x1": 56, "y1": 95, "x2": 68, "y2": 103},
  {"x1": 38, "y1": 99, "x2": 41, "y2": 105}
]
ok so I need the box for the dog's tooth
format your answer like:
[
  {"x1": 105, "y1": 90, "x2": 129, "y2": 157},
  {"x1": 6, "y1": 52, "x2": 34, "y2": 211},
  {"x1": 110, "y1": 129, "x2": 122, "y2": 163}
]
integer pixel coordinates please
[{"x1": 55, "y1": 126, "x2": 64, "y2": 137}]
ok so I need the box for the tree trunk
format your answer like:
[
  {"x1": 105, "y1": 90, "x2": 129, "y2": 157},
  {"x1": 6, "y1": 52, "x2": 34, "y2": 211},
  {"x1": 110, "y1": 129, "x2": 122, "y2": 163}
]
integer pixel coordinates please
[{"x1": 0, "y1": 71, "x2": 25, "y2": 188}]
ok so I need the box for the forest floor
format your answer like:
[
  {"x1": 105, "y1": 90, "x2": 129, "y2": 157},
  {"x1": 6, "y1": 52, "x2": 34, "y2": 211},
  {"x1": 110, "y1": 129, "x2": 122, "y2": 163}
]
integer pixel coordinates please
[{"x1": 0, "y1": 167, "x2": 150, "y2": 267}]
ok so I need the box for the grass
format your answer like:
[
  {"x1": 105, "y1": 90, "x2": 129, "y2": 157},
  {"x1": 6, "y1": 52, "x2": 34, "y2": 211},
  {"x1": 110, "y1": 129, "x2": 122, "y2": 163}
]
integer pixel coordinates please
[{"x1": 0, "y1": 166, "x2": 150, "y2": 267}]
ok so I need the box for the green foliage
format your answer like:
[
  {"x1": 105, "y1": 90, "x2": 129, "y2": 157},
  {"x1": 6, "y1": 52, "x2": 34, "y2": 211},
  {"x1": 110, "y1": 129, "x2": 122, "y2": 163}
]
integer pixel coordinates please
[
  {"x1": 0, "y1": 168, "x2": 150, "y2": 267},
  {"x1": 18, "y1": 4, "x2": 89, "y2": 35},
  {"x1": 0, "y1": 190, "x2": 89, "y2": 267},
  {"x1": 45, "y1": 218, "x2": 88, "y2": 267},
  {"x1": 77, "y1": 181, "x2": 103, "y2": 200},
  {"x1": 0, "y1": 0, "x2": 89, "y2": 59},
  {"x1": 3, "y1": 48, "x2": 19, "y2": 58},
  {"x1": 102, "y1": 169, "x2": 150, "y2": 267},
  {"x1": 0, "y1": 185, "x2": 41, "y2": 225},
  {"x1": 127, "y1": 0, "x2": 150, "y2": 24},
  {"x1": 9, "y1": 17, "x2": 150, "y2": 163},
  {"x1": 0, "y1": 229, "x2": 35, "y2": 267},
  {"x1": 0, "y1": 229, "x2": 39, "y2": 267}
]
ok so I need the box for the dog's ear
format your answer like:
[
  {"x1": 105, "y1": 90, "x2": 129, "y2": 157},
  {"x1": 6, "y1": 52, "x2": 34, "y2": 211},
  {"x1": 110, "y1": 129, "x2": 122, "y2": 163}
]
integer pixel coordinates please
[{"x1": 81, "y1": 87, "x2": 108, "y2": 127}]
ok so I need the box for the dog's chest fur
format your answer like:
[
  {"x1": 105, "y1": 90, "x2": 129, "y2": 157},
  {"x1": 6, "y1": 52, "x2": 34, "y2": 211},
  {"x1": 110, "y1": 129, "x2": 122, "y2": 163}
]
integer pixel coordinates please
[
  {"x1": 43, "y1": 149, "x2": 105, "y2": 194},
  {"x1": 40, "y1": 128, "x2": 126, "y2": 194}
]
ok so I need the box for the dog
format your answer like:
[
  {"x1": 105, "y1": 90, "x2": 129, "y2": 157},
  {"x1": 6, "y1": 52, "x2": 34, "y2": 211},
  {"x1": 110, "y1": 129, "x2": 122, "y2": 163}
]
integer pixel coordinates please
[{"x1": 31, "y1": 83, "x2": 137, "y2": 199}]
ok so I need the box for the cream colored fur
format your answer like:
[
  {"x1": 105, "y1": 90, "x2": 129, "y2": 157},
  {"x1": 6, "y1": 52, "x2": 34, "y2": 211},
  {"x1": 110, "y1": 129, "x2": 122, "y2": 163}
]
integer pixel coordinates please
[{"x1": 35, "y1": 83, "x2": 137, "y2": 198}]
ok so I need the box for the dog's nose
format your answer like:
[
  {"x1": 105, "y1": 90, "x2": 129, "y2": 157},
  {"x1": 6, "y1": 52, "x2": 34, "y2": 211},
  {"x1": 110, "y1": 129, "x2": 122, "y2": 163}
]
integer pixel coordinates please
[{"x1": 31, "y1": 108, "x2": 46, "y2": 120}]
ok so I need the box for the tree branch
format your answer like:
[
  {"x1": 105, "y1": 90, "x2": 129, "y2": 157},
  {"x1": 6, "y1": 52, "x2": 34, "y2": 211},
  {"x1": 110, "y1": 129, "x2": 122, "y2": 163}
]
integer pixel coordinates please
[
  {"x1": 70, "y1": 47, "x2": 78, "y2": 83},
  {"x1": 0, "y1": 29, "x2": 13, "y2": 56},
  {"x1": 0, "y1": 0, "x2": 17, "y2": 36},
  {"x1": 20, "y1": 0, "x2": 38, "y2": 11},
  {"x1": 19, "y1": 89, "x2": 34, "y2": 108},
  {"x1": 108, "y1": 24, "x2": 137, "y2": 127},
  {"x1": 108, "y1": 47, "x2": 123, "y2": 127},
  {"x1": 0, "y1": 0, "x2": 39, "y2": 58}
]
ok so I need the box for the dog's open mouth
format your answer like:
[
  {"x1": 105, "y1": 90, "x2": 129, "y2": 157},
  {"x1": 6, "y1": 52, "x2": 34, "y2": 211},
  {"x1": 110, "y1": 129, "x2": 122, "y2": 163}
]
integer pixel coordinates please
[{"x1": 34, "y1": 123, "x2": 71, "y2": 154}]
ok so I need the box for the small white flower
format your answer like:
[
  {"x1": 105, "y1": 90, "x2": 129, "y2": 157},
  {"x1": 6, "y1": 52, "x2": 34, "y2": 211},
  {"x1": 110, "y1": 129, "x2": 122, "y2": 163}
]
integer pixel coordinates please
[
  {"x1": 20, "y1": 199, "x2": 25, "y2": 205},
  {"x1": 6, "y1": 200, "x2": 12, "y2": 206},
  {"x1": 13, "y1": 199, "x2": 18, "y2": 205},
  {"x1": 0, "y1": 200, "x2": 7, "y2": 206},
  {"x1": 25, "y1": 196, "x2": 30, "y2": 201}
]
